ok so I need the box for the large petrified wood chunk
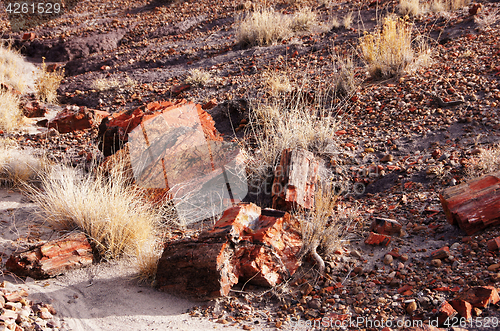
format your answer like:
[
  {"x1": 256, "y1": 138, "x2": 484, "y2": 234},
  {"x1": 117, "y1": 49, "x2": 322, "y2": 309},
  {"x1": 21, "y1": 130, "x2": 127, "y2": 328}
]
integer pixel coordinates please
[
  {"x1": 440, "y1": 171, "x2": 500, "y2": 234},
  {"x1": 156, "y1": 203, "x2": 302, "y2": 299},
  {"x1": 6, "y1": 232, "x2": 94, "y2": 279}
]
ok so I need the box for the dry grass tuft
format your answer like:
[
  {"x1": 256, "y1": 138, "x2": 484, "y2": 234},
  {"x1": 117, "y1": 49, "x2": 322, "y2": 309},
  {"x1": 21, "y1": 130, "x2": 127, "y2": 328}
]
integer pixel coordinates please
[
  {"x1": 0, "y1": 139, "x2": 45, "y2": 187},
  {"x1": 35, "y1": 58, "x2": 64, "y2": 104},
  {"x1": 92, "y1": 76, "x2": 135, "y2": 92},
  {"x1": 0, "y1": 91, "x2": 25, "y2": 132},
  {"x1": 245, "y1": 87, "x2": 339, "y2": 181},
  {"x1": 0, "y1": 44, "x2": 37, "y2": 93},
  {"x1": 185, "y1": 68, "x2": 211, "y2": 86},
  {"x1": 360, "y1": 15, "x2": 430, "y2": 79},
  {"x1": 296, "y1": 186, "x2": 358, "y2": 274},
  {"x1": 237, "y1": 8, "x2": 292, "y2": 46},
  {"x1": 399, "y1": 0, "x2": 424, "y2": 17},
  {"x1": 343, "y1": 12, "x2": 354, "y2": 29},
  {"x1": 466, "y1": 143, "x2": 500, "y2": 178},
  {"x1": 264, "y1": 70, "x2": 292, "y2": 94},
  {"x1": 290, "y1": 7, "x2": 317, "y2": 32},
  {"x1": 28, "y1": 156, "x2": 166, "y2": 280},
  {"x1": 431, "y1": 0, "x2": 470, "y2": 12}
]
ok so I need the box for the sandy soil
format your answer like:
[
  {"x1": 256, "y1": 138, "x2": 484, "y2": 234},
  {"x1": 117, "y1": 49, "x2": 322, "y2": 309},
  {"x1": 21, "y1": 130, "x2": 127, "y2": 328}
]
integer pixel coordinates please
[{"x1": 0, "y1": 188, "x2": 244, "y2": 331}]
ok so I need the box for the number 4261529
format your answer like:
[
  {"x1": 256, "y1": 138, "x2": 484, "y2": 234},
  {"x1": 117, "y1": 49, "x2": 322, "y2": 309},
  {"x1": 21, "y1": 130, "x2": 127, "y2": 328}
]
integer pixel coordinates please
[{"x1": 5, "y1": 2, "x2": 61, "y2": 14}]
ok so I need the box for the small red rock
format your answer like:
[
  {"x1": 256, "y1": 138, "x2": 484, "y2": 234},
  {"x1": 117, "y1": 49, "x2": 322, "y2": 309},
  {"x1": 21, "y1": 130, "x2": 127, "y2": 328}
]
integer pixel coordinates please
[
  {"x1": 365, "y1": 232, "x2": 391, "y2": 246},
  {"x1": 469, "y1": 3, "x2": 482, "y2": 16},
  {"x1": 202, "y1": 98, "x2": 218, "y2": 110},
  {"x1": 370, "y1": 217, "x2": 402, "y2": 236},
  {"x1": 487, "y1": 237, "x2": 500, "y2": 251},
  {"x1": 457, "y1": 286, "x2": 500, "y2": 308},
  {"x1": 170, "y1": 84, "x2": 191, "y2": 96},
  {"x1": 450, "y1": 299, "x2": 472, "y2": 320},
  {"x1": 436, "y1": 300, "x2": 457, "y2": 326},
  {"x1": 430, "y1": 246, "x2": 450, "y2": 259},
  {"x1": 22, "y1": 32, "x2": 35, "y2": 41}
]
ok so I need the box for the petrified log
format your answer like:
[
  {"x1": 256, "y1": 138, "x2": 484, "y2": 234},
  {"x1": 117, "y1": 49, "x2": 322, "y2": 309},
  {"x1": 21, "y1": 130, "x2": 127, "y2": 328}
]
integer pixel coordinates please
[
  {"x1": 272, "y1": 149, "x2": 319, "y2": 210},
  {"x1": 156, "y1": 203, "x2": 302, "y2": 299},
  {"x1": 97, "y1": 100, "x2": 222, "y2": 157},
  {"x1": 6, "y1": 232, "x2": 93, "y2": 279},
  {"x1": 440, "y1": 171, "x2": 500, "y2": 235}
]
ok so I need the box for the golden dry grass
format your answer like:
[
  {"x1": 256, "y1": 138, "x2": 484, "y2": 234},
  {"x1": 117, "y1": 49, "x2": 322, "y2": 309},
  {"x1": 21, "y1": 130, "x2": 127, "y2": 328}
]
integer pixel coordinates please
[
  {"x1": 92, "y1": 76, "x2": 134, "y2": 92},
  {"x1": 0, "y1": 44, "x2": 37, "y2": 93},
  {"x1": 360, "y1": 15, "x2": 431, "y2": 79},
  {"x1": 431, "y1": 0, "x2": 470, "y2": 12},
  {"x1": 0, "y1": 139, "x2": 45, "y2": 187},
  {"x1": 296, "y1": 186, "x2": 358, "y2": 274},
  {"x1": 185, "y1": 68, "x2": 211, "y2": 86},
  {"x1": 399, "y1": 0, "x2": 423, "y2": 16},
  {"x1": 35, "y1": 58, "x2": 64, "y2": 104},
  {"x1": 290, "y1": 7, "x2": 317, "y2": 32},
  {"x1": 466, "y1": 143, "x2": 500, "y2": 178},
  {"x1": 237, "y1": 8, "x2": 292, "y2": 46},
  {"x1": 28, "y1": 156, "x2": 166, "y2": 281},
  {"x1": 0, "y1": 91, "x2": 26, "y2": 132},
  {"x1": 264, "y1": 70, "x2": 292, "y2": 94}
]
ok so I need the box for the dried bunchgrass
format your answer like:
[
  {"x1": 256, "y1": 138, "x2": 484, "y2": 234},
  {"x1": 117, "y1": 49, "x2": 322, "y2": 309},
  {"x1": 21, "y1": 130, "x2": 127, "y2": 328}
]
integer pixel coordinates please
[
  {"x1": 290, "y1": 7, "x2": 317, "y2": 32},
  {"x1": 36, "y1": 57, "x2": 64, "y2": 104},
  {"x1": 0, "y1": 139, "x2": 45, "y2": 187},
  {"x1": 360, "y1": 15, "x2": 431, "y2": 79},
  {"x1": 92, "y1": 76, "x2": 135, "y2": 92},
  {"x1": 431, "y1": 0, "x2": 470, "y2": 12},
  {"x1": 0, "y1": 44, "x2": 37, "y2": 93},
  {"x1": 296, "y1": 186, "x2": 358, "y2": 274},
  {"x1": 185, "y1": 68, "x2": 211, "y2": 86},
  {"x1": 28, "y1": 155, "x2": 167, "y2": 281},
  {"x1": 466, "y1": 143, "x2": 500, "y2": 179},
  {"x1": 399, "y1": 0, "x2": 424, "y2": 17},
  {"x1": 237, "y1": 8, "x2": 292, "y2": 46},
  {"x1": 0, "y1": 91, "x2": 25, "y2": 132}
]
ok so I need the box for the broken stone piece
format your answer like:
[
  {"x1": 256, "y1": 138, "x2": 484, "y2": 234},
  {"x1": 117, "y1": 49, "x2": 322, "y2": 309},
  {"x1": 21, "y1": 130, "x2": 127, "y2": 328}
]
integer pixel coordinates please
[
  {"x1": 6, "y1": 232, "x2": 93, "y2": 279},
  {"x1": 430, "y1": 246, "x2": 450, "y2": 259},
  {"x1": 487, "y1": 237, "x2": 500, "y2": 251},
  {"x1": 370, "y1": 217, "x2": 402, "y2": 236},
  {"x1": 450, "y1": 299, "x2": 472, "y2": 320},
  {"x1": 436, "y1": 300, "x2": 457, "y2": 326},
  {"x1": 455, "y1": 286, "x2": 500, "y2": 308},
  {"x1": 364, "y1": 232, "x2": 391, "y2": 246},
  {"x1": 48, "y1": 106, "x2": 94, "y2": 133}
]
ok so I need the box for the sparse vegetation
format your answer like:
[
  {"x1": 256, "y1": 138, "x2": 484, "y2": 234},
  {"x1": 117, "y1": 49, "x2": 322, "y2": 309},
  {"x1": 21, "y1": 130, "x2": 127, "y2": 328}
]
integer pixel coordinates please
[
  {"x1": 237, "y1": 8, "x2": 292, "y2": 46},
  {"x1": 92, "y1": 76, "x2": 134, "y2": 92},
  {"x1": 35, "y1": 57, "x2": 64, "y2": 103},
  {"x1": 0, "y1": 139, "x2": 45, "y2": 187},
  {"x1": 297, "y1": 186, "x2": 358, "y2": 274},
  {"x1": 290, "y1": 7, "x2": 317, "y2": 32},
  {"x1": 360, "y1": 15, "x2": 430, "y2": 79},
  {"x1": 28, "y1": 156, "x2": 166, "y2": 280},
  {"x1": 399, "y1": 0, "x2": 423, "y2": 17},
  {"x1": 264, "y1": 70, "x2": 292, "y2": 94},
  {"x1": 343, "y1": 12, "x2": 353, "y2": 29},
  {"x1": 431, "y1": 0, "x2": 470, "y2": 12},
  {"x1": 467, "y1": 143, "x2": 500, "y2": 178},
  {"x1": 185, "y1": 68, "x2": 211, "y2": 86},
  {"x1": 0, "y1": 44, "x2": 37, "y2": 93},
  {"x1": 0, "y1": 91, "x2": 25, "y2": 132}
]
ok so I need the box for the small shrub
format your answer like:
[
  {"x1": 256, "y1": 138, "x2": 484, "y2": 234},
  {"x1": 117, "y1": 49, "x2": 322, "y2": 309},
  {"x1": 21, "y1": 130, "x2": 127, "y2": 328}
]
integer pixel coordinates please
[
  {"x1": 0, "y1": 139, "x2": 45, "y2": 186},
  {"x1": 264, "y1": 71, "x2": 292, "y2": 94},
  {"x1": 0, "y1": 44, "x2": 37, "y2": 93},
  {"x1": 237, "y1": 8, "x2": 292, "y2": 46},
  {"x1": 297, "y1": 186, "x2": 358, "y2": 274},
  {"x1": 36, "y1": 58, "x2": 64, "y2": 103},
  {"x1": 399, "y1": 0, "x2": 423, "y2": 17},
  {"x1": 0, "y1": 91, "x2": 25, "y2": 132},
  {"x1": 290, "y1": 7, "x2": 317, "y2": 32},
  {"x1": 343, "y1": 12, "x2": 354, "y2": 29},
  {"x1": 431, "y1": 0, "x2": 470, "y2": 12},
  {"x1": 92, "y1": 76, "x2": 134, "y2": 92},
  {"x1": 185, "y1": 68, "x2": 211, "y2": 86},
  {"x1": 466, "y1": 143, "x2": 500, "y2": 178},
  {"x1": 360, "y1": 15, "x2": 430, "y2": 79}
]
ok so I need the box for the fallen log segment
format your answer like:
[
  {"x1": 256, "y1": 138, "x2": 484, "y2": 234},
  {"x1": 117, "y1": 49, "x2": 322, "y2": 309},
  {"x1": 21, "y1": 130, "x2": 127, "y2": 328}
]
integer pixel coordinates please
[
  {"x1": 155, "y1": 203, "x2": 302, "y2": 300},
  {"x1": 272, "y1": 148, "x2": 319, "y2": 211},
  {"x1": 6, "y1": 232, "x2": 94, "y2": 279},
  {"x1": 439, "y1": 171, "x2": 500, "y2": 235}
]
